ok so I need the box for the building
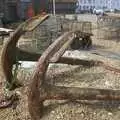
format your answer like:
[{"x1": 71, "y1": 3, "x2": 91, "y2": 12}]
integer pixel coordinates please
[
  {"x1": 0, "y1": 0, "x2": 4, "y2": 14},
  {"x1": 48, "y1": 0, "x2": 77, "y2": 14},
  {"x1": 76, "y1": 0, "x2": 108, "y2": 12},
  {"x1": 32, "y1": 0, "x2": 48, "y2": 14},
  {"x1": 18, "y1": 0, "x2": 48, "y2": 19},
  {"x1": 0, "y1": 0, "x2": 19, "y2": 22},
  {"x1": 0, "y1": 0, "x2": 77, "y2": 23},
  {"x1": 0, "y1": 0, "x2": 32, "y2": 22},
  {"x1": 107, "y1": 0, "x2": 120, "y2": 10},
  {"x1": 76, "y1": 0, "x2": 120, "y2": 12},
  {"x1": 18, "y1": 0, "x2": 32, "y2": 20}
]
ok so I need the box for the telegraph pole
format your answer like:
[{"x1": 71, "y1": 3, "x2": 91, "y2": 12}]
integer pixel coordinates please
[{"x1": 53, "y1": 0, "x2": 56, "y2": 16}]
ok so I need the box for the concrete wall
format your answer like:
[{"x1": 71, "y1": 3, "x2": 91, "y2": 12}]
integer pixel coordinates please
[
  {"x1": 19, "y1": 14, "x2": 94, "y2": 53},
  {"x1": 97, "y1": 15, "x2": 120, "y2": 40}
]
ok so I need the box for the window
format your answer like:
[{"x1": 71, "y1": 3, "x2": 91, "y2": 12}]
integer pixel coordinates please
[
  {"x1": 93, "y1": 0, "x2": 95, "y2": 4},
  {"x1": 79, "y1": 5, "x2": 81, "y2": 10},
  {"x1": 80, "y1": 0, "x2": 83, "y2": 4},
  {"x1": 83, "y1": 5, "x2": 86, "y2": 10},
  {"x1": 86, "y1": 6, "x2": 89, "y2": 9},
  {"x1": 88, "y1": 0, "x2": 92, "y2": 4},
  {"x1": 84, "y1": 0, "x2": 86, "y2": 4}
]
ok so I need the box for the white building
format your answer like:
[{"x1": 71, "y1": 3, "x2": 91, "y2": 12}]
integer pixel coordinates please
[
  {"x1": 107, "y1": 0, "x2": 120, "y2": 10},
  {"x1": 76, "y1": 0, "x2": 120, "y2": 12}
]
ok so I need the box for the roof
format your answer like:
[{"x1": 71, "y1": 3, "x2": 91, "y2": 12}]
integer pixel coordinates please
[{"x1": 49, "y1": 0, "x2": 77, "y2": 3}]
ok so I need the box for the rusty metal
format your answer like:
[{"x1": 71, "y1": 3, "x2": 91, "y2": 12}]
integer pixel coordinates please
[
  {"x1": 1, "y1": 14, "x2": 120, "y2": 90},
  {"x1": 24, "y1": 14, "x2": 49, "y2": 31},
  {"x1": 27, "y1": 29, "x2": 120, "y2": 120},
  {"x1": 70, "y1": 30, "x2": 93, "y2": 50},
  {"x1": 1, "y1": 14, "x2": 50, "y2": 90},
  {"x1": 0, "y1": 93, "x2": 19, "y2": 109},
  {"x1": 1, "y1": 14, "x2": 120, "y2": 119},
  {"x1": 0, "y1": 14, "x2": 97, "y2": 90}
]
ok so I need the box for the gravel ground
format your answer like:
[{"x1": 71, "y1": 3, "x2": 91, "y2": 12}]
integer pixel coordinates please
[
  {"x1": 0, "y1": 29, "x2": 120, "y2": 120},
  {"x1": 1, "y1": 64, "x2": 120, "y2": 120}
]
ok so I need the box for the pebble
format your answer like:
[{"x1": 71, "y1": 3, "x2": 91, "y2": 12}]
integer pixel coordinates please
[
  {"x1": 56, "y1": 115, "x2": 61, "y2": 119},
  {"x1": 93, "y1": 112, "x2": 96, "y2": 115},
  {"x1": 51, "y1": 111, "x2": 55, "y2": 114},
  {"x1": 80, "y1": 112, "x2": 85, "y2": 118},
  {"x1": 108, "y1": 112, "x2": 113, "y2": 116}
]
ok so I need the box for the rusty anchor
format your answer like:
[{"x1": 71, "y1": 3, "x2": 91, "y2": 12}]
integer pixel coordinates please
[
  {"x1": 27, "y1": 28, "x2": 120, "y2": 120},
  {"x1": 1, "y1": 14, "x2": 120, "y2": 119},
  {"x1": 1, "y1": 14, "x2": 102, "y2": 90},
  {"x1": 1, "y1": 14, "x2": 49, "y2": 90}
]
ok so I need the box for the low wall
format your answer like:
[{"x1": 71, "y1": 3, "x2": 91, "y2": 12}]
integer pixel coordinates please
[{"x1": 97, "y1": 15, "x2": 120, "y2": 40}]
